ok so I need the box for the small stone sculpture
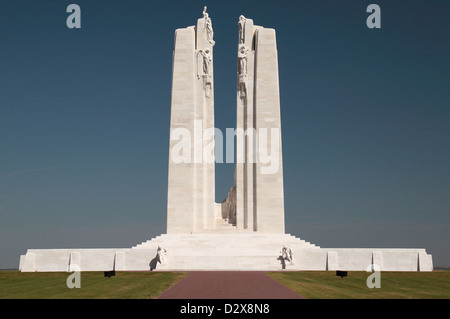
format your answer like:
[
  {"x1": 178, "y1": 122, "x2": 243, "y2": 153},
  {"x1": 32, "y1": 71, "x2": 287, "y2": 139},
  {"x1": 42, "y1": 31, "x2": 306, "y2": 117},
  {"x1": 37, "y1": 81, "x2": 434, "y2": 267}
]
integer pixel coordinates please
[
  {"x1": 238, "y1": 15, "x2": 247, "y2": 44},
  {"x1": 238, "y1": 45, "x2": 248, "y2": 76},
  {"x1": 201, "y1": 49, "x2": 212, "y2": 76},
  {"x1": 157, "y1": 246, "x2": 167, "y2": 265},
  {"x1": 203, "y1": 6, "x2": 215, "y2": 45},
  {"x1": 281, "y1": 245, "x2": 294, "y2": 264}
]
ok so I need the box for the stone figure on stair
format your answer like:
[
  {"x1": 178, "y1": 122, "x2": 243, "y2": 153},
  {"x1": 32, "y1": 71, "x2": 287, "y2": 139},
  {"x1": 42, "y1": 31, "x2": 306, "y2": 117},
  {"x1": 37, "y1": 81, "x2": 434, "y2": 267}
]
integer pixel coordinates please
[
  {"x1": 281, "y1": 245, "x2": 294, "y2": 264},
  {"x1": 157, "y1": 246, "x2": 167, "y2": 265}
]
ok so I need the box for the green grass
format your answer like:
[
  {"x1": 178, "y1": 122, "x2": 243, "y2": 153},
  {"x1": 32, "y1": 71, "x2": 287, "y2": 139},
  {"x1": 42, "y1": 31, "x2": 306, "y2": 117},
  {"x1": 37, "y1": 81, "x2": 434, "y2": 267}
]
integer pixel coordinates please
[
  {"x1": 2, "y1": 270, "x2": 449, "y2": 299},
  {"x1": 0, "y1": 271, "x2": 187, "y2": 299},
  {"x1": 266, "y1": 271, "x2": 450, "y2": 299}
]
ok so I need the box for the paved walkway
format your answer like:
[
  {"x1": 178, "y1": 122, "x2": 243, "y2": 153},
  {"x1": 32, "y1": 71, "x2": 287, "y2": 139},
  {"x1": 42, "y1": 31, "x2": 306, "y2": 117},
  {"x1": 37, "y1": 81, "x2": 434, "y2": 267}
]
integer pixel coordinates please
[{"x1": 158, "y1": 271, "x2": 305, "y2": 299}]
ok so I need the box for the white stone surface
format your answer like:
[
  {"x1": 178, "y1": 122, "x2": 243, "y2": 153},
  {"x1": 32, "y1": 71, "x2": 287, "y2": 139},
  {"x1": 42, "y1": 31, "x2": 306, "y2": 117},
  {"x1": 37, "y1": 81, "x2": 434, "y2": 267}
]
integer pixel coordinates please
[
  {"x1": 166, "y1": 9, "x2": 215, "y2": 234},
  {"x1": 253, "y1": 27, "x2": 285, "y2": 233},
  {"x1": 327, "y1": 251, "x2": 339, "y2": 270},
  {"x1": 19, "y1": 233, "x2": 432, "y2": 272},
  {"x1": 168, "y1": 13, "x2": 285, "y2": 234},
  {"x1": 234, "y1": 18, "x2": 285, "y2": 233},
  {"x1": 166, "y1": 26, "x2": 197, "y2": 234}
]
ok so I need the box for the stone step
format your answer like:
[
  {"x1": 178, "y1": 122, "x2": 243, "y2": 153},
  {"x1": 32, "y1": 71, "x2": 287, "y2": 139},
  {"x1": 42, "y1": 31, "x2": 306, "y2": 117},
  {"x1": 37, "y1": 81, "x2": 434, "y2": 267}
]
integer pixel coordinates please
[
  {"x1": 134, "y1": 241, "x2": 317, "y2": 250},
  {"x1": 133, "y1": 243, "x2": 319, "y2": 251},
  {"x1": 154, "y1": 255, "x2": 286, "y2": 271},
  {"x1": 215, "y1": 218, "x2": 234, "y2": 224},
  {"x1": 135, "y1": 238, "x2": 316, "y2": 246},
  {"x1": 131, "y1": 234, "x2": 320, "y2": 250},
  {"x1": 139, "y1": 234, "x2": 312, "y2": 241},
  {"x1": 148, "y1": 251, "x2": 299, "y2": 257},
  {"x1": 156, "y1": 255, "x2": 283, "y2": 262},
  {"x1": 135, "y1": 239, "x2": 315, "y2": 246},
  {"x1": 134, "y1": 234, "x2": 312, "y2": 245}
]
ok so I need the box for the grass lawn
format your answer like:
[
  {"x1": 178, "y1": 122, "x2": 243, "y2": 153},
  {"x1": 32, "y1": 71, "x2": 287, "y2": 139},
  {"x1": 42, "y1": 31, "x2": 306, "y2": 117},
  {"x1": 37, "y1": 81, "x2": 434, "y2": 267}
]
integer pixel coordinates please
[
  {"x1": 266, "y1": 271, "x2": 450, "y2": 299},
  {"x1": 0, "y1": 271, "x2": 187, "y2": 299},
  {"x1": 1, "y1": 270, "x2": 449, "y2": 299}
]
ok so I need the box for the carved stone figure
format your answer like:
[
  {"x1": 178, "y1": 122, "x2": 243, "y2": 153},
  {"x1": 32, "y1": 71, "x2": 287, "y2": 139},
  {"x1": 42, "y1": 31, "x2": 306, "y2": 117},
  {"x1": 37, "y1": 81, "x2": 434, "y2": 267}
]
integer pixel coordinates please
[
  {"x1": 201, "y1": 49, "x2": 212, "y2": 76},
  {"x1": 157, "y1": 246, "x2": 167, "y2": 264},
  {"x1": 238, "y1": 45, "x2": 248, "y2": 98},
  {"x1": 203, "y1": 6, "x2": 215, "y2": 45},
  {"x1": 281, "y1": 245, "x2": 293, "y2": 263},
  {"x1": 238, "y1": 15, "x2": 246, "y2": 44},
  {"x1": 238, "y1": 45, "x2": 248, "y2": 76},
  {"x1": 222, "y1": 185, "x2": 237, "y2": 225}
]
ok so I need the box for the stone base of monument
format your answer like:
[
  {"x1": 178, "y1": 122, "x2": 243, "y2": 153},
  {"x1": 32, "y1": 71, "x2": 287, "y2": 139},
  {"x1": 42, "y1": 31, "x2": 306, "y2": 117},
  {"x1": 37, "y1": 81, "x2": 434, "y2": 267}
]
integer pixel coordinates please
[{"x1": 19, "y1": 233, "x2": 433, "y2": 272}]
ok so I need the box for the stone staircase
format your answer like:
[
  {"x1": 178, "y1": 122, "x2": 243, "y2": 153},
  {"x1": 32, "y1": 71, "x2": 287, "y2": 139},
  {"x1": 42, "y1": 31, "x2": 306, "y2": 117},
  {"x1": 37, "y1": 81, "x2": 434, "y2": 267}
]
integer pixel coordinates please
[
  {"x1": 131, "y1": 233, "x2": 320, "y2": 271},
  {"x1": 19, "y1": 231, "x2": 433, "y2": 272},
  {"x1": 213, "y1": 218, "x2": 237, "y2": 232}
]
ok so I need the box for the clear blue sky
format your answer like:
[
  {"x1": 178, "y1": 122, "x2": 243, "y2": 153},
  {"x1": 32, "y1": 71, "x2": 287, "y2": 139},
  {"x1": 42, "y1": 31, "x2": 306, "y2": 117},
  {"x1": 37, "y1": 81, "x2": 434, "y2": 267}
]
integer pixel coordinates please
[{"x1": 1, "y1": 0, "x2": 449, "y2": 269}]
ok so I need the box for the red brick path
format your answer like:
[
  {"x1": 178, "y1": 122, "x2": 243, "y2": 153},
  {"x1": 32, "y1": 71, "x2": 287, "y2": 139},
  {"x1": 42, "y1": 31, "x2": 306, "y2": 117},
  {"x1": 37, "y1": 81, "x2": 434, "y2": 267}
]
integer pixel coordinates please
[{"x1": 157, "y1": 271, "x2": 305, "y2": 299}]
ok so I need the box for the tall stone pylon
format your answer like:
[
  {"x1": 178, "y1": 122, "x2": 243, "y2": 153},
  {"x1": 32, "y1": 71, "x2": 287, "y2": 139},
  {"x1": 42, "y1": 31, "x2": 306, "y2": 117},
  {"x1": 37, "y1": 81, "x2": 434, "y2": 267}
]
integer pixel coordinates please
[
  {"x1": 233, "y1": 16, "x2": 286, "y2": 233},
  {"x1": 167, "y1": 7, "x2": 216, "y2": 233}
]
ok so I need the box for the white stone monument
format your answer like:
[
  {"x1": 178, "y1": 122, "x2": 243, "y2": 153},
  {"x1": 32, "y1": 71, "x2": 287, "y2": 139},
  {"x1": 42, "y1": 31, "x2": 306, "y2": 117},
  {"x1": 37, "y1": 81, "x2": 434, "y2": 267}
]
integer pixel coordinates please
[
  {"x1": 19, "y1": 9, "x2": 433, "y2": 272},
  {"x1": 166, "y1": 8, "x2": 216, "y2": 234},
  {"x1": 167, "y1": 11, "x2": 285, "y2": 235}
]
